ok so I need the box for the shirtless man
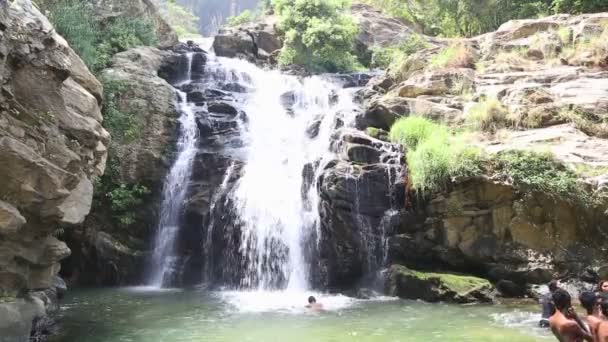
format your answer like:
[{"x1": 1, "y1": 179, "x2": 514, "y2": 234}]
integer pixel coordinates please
[
  {"x1": 540, "y1": 280, "x2": 559, "y2": 327},
  {"x1": 305, "y1": 296, "x2": 323, "y2": 311},
  {"x1": 549, "y1": 289, "x2": 593, "y2": 342},
  {"x1": 596, "y1": 300, "x2": 608, "y2": 342},
  {"x1": 579, "y1": 291, "x2": 602, "y2": 340}
]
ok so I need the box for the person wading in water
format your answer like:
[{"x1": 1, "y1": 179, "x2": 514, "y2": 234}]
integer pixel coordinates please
[
  {"x1": 595, "y1": 300, "x2": 608, "y2": 342},
  {"x1": 549, "y1": 289, "x2": 593, "y2": 342},
  {"x1": 540, "y1": 280, "x2": 559, "y2": 328},
  {"x1": 579, "y1": 291, "x2": 603, "y2": 341}
]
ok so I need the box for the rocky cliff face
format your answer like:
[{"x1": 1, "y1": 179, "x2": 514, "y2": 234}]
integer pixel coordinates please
[
  {"x1": 0, "y1": 0, "x2": 108, "y2": 339},
  {"x1": 60, "y1": 47, "x2": 185, "y2": 286},
  {"x1": 315, "y1": 130, "x2": 405, "y2": 289},
  {"x1": 355, "y1": 12, "x2": 608, "y2": 297}
]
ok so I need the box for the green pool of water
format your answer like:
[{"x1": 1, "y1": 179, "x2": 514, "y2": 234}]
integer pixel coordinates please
[{"x1": 51, "y1": 287, "x2": 552, "y2": 342}]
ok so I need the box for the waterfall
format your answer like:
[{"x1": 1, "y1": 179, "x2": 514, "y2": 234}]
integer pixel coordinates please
[
  {"x1": 202, "y1": 57, "x2": 361, "y2": 291},
  {"x1": 148, "y1": 47, "x2": 386, "y2": 291},
  {"x1": 149, "y1": 54, "x2": 200, "y2": 287}
]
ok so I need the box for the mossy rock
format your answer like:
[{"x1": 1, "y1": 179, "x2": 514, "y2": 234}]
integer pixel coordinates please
[
  {"x1": 385, "y1": 265, "x2": 494, "y2": 303},
  {"x1": 365, "y1": 127, "x2": 389, "y2": 142}
]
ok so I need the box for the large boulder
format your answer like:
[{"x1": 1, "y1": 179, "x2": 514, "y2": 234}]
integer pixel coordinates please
[
  {"x1": 213, "y1": 16, "x2": 281, "y2": 63},
  {"x1": 358, "y1": 95, "x2": 463, "y2": 130},
  {"x1": 0, "y1": 0, "x2": 108, "y2": 339},
  {"x1": 385, "y1": 265, "x2": 494, "y2": 303}
]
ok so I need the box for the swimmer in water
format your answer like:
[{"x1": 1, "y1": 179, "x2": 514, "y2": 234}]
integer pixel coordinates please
[
  {"x1": 549, "y1": 289, "x2": 593, "y2": 342},
  {"x1": 579, "y1": 291, "x2": 602, "y2": 340},
  {"x1": 540, "y1": 280, "x2": 559, "y2": 328},
  {"x1": 305, "y1": 296, "x2": 323, "y2": 311}
]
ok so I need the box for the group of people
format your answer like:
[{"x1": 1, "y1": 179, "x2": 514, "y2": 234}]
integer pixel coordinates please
[{"x1": 540, "y1": 280, "x2": 608, "y2": 341}]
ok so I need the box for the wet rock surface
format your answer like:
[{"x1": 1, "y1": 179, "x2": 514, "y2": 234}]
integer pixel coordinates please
[
  {"x1": 315, "y1": 130, "x2": 406, "y2": 289},
  {"x1": 385, "y1": 265, "x2": 495, "y2": 303},
  {"x1": 352, "y1": 11, "x2": 608, "y2": 298}
]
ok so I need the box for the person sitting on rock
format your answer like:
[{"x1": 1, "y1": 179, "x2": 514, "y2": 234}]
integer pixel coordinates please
[
  {"x1": 595, "y1": 300, "x2": 608, "y2": 342},
  {"x1": 540, "y1": 280, "x2": 559, "y2": 328},
  {"x1": 549, "y1": 288, "x2": 593, "y2": 342},
  {"x1": 579, "y1": 291, "x2": 603, "y2": 340},
  {"x1": 305, "y1": 296, "x2": 323, "y2": 311}
]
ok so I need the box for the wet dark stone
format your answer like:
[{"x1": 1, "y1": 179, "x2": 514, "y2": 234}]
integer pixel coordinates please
[
  {"x1": 191, "y1": 53, "x2": 207, "y2": 79},
  {"x1": 187, "y1": 91, "x2": 206, "y2": 103},
  {"x1": 280, "y1": 91, "x2": 297, "y2": 109},
  {"x1": 346, "y1": 143, "x2": 382, "y2": 164},
  {"x1": 208, "y1": 102, "x2": 238, "y2": 115},
  {"x1": 496, "y1": 279, "x2": 528, "y2": 297},
  {"x1": 222, "y1": 82, "x2": 250, "y2": 93},
  {"x1": 306, "y1": 119, "x2": 321, "y2": 139},
  {"x1": 158, "y1": 54, "x2": 189, "y2": 84}
]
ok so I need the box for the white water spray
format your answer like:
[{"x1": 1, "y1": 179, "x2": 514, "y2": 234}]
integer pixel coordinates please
[
  {"x1": 149, "y1": 54, "x2": 200, "y2": 287},
  {"x1": 210, "y1": 57, "x2": 361, "y2": 291}
]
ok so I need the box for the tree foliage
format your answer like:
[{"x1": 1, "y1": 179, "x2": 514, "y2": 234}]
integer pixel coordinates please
[
  {"x1": 47, "y1": 0, "x2": 158, "y2": 72},
  {"x1": 363, "y1": 0, "x2": 608, "y2": 37},
  {"x1": 227, "y1": 9, "x2": 255, "y2": 26},
  {"x1": 272, "y1": 0, "x2": 360, "y2": 72},
  {"x1": 160, "y1": 0, "x2": 201, "y2": 38}
]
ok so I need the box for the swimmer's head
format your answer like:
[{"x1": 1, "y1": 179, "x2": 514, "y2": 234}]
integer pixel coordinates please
[
  {"x1": 308, "y1": 296, "x2": 316, "y2": 304},
  {"x1": 552, "y1": 289, "x2": 572, "y2": 311},
  {"x1": 548, "y1": 280, "x2": 558, "y2": 292},
  {"x1": 579, "y1": 291, "x2": 598, "y2": 314}
]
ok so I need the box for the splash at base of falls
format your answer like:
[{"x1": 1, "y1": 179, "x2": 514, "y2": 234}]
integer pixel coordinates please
[{"x1": 218, "y1": 290, "x2": 367, "y2": 314}]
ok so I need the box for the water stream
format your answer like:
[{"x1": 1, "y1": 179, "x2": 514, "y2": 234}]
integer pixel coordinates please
[{"x1": 149, "y1": 53, "x2": 200, "y2": 287}]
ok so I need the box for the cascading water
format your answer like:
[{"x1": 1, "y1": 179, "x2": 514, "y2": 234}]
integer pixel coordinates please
[
  {"x1": 149, "y1": 53, "x2": 200, "y2": 287},
  {"x1": 202, "y1": 57, "x2": 362, "y2": 291},
  {"x1": 148, "y1": 46, "x2": 396, "y2": 294}
]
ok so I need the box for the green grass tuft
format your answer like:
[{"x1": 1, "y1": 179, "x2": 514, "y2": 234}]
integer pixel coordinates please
[
  {"x1": 466, "y1": 97, "x2": 509, "y2": 131},
  {"x1": 429, "y1": 44, "x2": 475, "y2": 70},
  {"x1": 390, "y1": 117, "x2": 482, "y2": 193},
  {"x1": 495, "y1": 150, "x2": 587, "y2": 203},
  {"x1": 389, "y1": 117, "x2": 446, "y2": 149}
]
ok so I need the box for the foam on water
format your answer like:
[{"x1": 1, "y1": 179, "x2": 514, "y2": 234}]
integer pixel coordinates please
[
  {"x1": 217, "y1": 290, "x2": 363, "y2": 314},
  {"x1": 123, "y1": 286, "x2": 184, "y2": 294}
]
